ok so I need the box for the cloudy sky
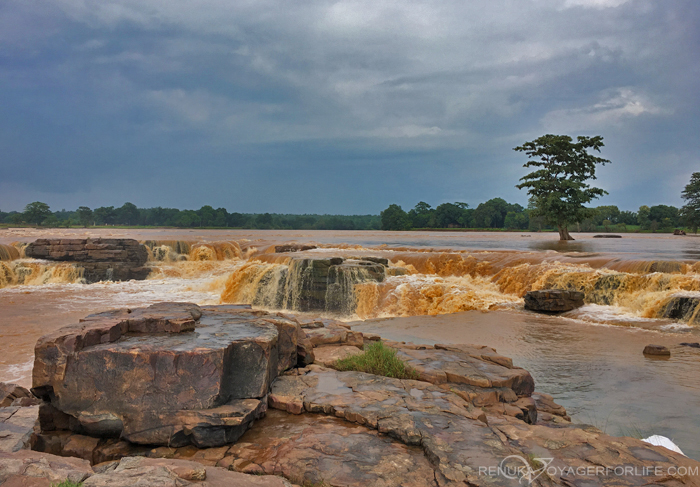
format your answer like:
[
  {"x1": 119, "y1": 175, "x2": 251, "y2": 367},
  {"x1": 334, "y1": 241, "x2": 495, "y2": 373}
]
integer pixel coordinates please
[{"x1": 1, "y1": 0, "x2": 698, "y2": 214}]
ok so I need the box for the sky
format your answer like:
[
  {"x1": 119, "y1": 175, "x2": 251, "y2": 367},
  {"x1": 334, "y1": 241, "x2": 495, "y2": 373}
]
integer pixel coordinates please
[{"x1": 0, "y1": 0, "x2": 698, "y2": 214}]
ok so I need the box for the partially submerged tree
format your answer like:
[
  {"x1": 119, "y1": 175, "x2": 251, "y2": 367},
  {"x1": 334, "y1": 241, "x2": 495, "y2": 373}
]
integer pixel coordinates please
[
  {"x1": 514, "y1": 134, "x2": 610, "y2": 240},
  {"x1": 681, "y1": 172, "x2": 700, "y2": 233}
]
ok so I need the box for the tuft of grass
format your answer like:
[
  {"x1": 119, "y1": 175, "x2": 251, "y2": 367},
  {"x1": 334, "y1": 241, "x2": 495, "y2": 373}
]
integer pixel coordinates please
[
  {"x1": 332, "y1": 341, "x2": 419, "y2": 380},
  {"x1": 52, "y1": 481, "x2": 83, "y2": 487}
]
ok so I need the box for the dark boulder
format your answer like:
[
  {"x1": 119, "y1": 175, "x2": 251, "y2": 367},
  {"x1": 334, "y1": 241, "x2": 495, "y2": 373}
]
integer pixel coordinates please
[
  {"x1": 659, "y1": 295, "x2": 700, "y2": 325},
  {"x1": 643, "y1": 344, "x2": 671, "y2": 356}
]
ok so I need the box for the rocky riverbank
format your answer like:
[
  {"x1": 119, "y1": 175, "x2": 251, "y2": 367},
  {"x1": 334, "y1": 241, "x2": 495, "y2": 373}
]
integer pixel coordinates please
[{"x1": 1, "y1": 302, "x2": 699, "y2": 486}]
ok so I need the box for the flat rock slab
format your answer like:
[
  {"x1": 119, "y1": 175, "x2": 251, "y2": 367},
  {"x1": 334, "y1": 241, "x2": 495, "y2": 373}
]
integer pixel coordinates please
[
  {"x1": 524, "y1": 289, "x2": 584, "y2": 313},
  {"x1": 487, "y1": 414, "x2": 700, "y2": 487},
  {"x1": 269, "y1": 368, "x2": 700, "y2": 487},
  {"x1": 312, "y1": 345, "x2": 363, "y2": 366},
  {"x1": 0, "y1": 450, "x2": 93, "y2": 486},
  {"x1": 32, "y1": 303, "x2": 301, "y2": 447},
  {"x1": 0, "y1": 406, "x2": 38, "y2": 453},
  {"x1": 0, "y1": 451, "x2": 293, "y2": 487},
  {"x1": 393, "y1": 344, "x2": 535, "y2": 396},
  {"x1": 226, "y1": 408, "x2": 438, "y2": 487},
  {"x1": 85, "y1": 457, "x2": 294, "y2": 487},
  {"x1": 304, "y1": 323, "x2": 364, "y2": 347},
  {"x1": 269, "y1": 368, "x2": 515, "y2": 485}
]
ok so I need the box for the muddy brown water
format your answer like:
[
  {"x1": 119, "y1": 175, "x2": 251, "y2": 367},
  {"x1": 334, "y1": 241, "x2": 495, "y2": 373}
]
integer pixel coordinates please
[{"x1": 1, "y1": 228, "x2": 699, "y2": 458}]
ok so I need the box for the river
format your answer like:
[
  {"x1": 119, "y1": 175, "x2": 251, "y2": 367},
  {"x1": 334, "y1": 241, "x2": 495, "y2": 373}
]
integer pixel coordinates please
[{"x1": 1, "y1": 228, "x2": 699, "y2": 458}]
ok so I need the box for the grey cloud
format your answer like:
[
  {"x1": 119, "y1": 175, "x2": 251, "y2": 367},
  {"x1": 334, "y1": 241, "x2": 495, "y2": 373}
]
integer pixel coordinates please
[{"x1": 0, "y1": 0, "x2": 697, "y2": 212}]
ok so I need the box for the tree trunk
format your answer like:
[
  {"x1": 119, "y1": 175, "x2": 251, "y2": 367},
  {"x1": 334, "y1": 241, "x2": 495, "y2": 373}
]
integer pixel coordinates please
[{"x1": 558, "y1": 225, "x2": 574, "y2": 241}]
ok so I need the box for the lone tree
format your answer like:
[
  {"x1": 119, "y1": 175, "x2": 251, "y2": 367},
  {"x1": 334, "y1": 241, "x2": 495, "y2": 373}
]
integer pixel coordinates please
[
  {"x1": 514, "y1": 134, "x2": 610, "y2": 240},
  {"x1": 681, "y1": 172, "x2": 700, "y2": 233}
]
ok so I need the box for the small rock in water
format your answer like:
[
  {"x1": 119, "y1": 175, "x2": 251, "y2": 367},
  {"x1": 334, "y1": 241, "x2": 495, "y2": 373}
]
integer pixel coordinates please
[
  {"x1": 680, "y1": 342, "x2": 700, "y2": 349},
  {"x1": 643, "y1": 345, "x2": 671, "y2": 356}
]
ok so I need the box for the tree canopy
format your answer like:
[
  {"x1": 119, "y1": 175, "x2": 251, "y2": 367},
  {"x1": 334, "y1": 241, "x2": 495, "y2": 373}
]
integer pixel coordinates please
[
  {"x1": 514, "y1": 134, "x2": 610, "y2": 240},
  {"x1": 681, "y1": 172, "x2": 700, "y2": 233},
  {"x1": 23, "y1": 201, "x2": 52, "y2": 225}
]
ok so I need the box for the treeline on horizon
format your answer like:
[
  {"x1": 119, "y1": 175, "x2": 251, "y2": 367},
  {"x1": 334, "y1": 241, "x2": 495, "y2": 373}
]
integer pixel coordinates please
[
  {"x1": 0, "y1": 202, "x2": 381, "y2": 230},
  {"x1": 0, "y1": 199, "x2": 685, "y2": 232},
  {"x1": 380, "y1": 198, "x2": 685, "y2": 232}
]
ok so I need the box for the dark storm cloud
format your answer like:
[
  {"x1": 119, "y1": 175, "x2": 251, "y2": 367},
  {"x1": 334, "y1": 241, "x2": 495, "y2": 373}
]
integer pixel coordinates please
[{"x1": 0, "y1": 0, "x2": 698, "y2": 213}]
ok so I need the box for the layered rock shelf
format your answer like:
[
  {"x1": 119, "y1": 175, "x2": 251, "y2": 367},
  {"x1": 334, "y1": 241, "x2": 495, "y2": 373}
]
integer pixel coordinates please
[
  {"x1": 1, "y1": 303, "x2": 697, "y2": 486},
  {"x1": 243, "y1": 256, "x2": 405, "y2": 315},
  {"x1": 24, "y1": 238, "x2": 150, "y2": 282},
  {"x1": 32, "y1": 303, "x2": 302, "y2": 448}
]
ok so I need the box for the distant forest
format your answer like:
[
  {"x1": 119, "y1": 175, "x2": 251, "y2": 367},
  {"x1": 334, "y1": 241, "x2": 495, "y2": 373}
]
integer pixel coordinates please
[
  {"x1": 0, "y1": 199, "x2": 685, "y2": 233},
  {"x1": 0, "y1": 202, "x2": 381, "y2": 230},
  {"x1": 380, "y1": 199, "x2": 684, "y2": 233}
]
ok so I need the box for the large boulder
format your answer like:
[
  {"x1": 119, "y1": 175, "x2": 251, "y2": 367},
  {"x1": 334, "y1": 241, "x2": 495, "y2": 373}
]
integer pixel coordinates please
[
  {"x1": 24, "y1": 238, "x2": 150, "y2": 282},
  {"x1": 524, "y1": 289, "x2": 584, "y2": 313},
  {"x1": 32, "y1": 303, "x2": 299, "y2": 448}
]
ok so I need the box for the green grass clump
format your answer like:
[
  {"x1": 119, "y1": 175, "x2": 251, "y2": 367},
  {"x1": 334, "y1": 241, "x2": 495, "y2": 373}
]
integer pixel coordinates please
[
  {"x1": 333, "y1": 341, "x2": 419, "y2": 380},
  {"x1": 52, "y1": 481, "x2": 83, "y2": 487}
]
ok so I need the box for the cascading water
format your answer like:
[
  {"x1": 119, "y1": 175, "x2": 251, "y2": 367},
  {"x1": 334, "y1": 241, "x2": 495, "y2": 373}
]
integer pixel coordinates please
[
  {"x1": 221, "y1": 257, "x2": 388, "y2": 315},
  {"x1": 189, "y1": 242, "x2": 241, "y2": 261},
  {"x1": 220, "y1": 249, "x2": 700, "y2": 324},
  {"x1": 0, "y1": 260, "x2": 85, "y2": 288},
  {"x1": 0, "y1": 244, "x2": 19, "y2": 261}
]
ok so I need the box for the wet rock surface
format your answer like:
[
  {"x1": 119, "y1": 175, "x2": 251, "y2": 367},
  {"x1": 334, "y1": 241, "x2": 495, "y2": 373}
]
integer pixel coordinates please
[
  {"x1": 394, "y1": 344, "x2": 535, "y2": 396},
  {"x1": 524, "y1": 289, "x2": 585, "y2": 313},
  {"x1": 32, "y1": 303, "x2": 291, "y2": 447},
  {"x1": 21, "y1": 303, "x2": 700, "y2": 487},
  {"x1": 226, "y1": 409, "x2": 438, "y2": 486},
  {"x1": 268, "y1": 367, "x2": 699, "y2": 486}
]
